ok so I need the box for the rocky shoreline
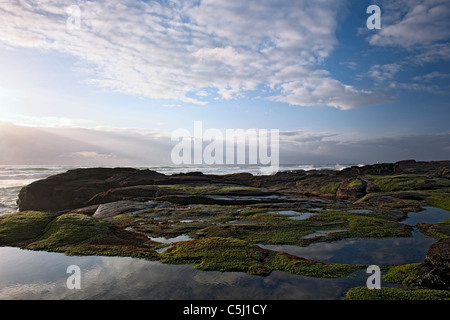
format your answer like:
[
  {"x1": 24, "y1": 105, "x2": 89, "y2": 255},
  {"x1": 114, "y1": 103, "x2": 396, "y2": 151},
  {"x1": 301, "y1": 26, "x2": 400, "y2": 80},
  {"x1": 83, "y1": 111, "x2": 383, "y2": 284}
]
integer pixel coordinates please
[
  {"x1": 1, "y1": 160, "x2": 449, "y2": 299},
  {"x1": 16, "y1": 159, "x2": 450, "y2": 212}
]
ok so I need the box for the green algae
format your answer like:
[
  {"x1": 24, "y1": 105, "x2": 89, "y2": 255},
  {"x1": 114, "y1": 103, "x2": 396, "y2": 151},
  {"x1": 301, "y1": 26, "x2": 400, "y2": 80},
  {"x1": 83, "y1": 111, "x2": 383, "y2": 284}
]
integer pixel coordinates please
[
  {"x1": 160, "y1": 236, "x2": 366, "y2": 278},
  {"x1": 0, "y1": 211, "x2": 58, "y2": 245},
  {"x1": 0, "y1": 211, "x2": 159, "y2": 259},
  {"x1": 189, "y1": 208, "x2": 411, "y2": 246},
  {"x1": 348, "y1": 179, "x2": 363, "y2": 187},
  {"x1": 382, "y1": 263, "x2": 424, "y2": 288},
  {"x1": 29, "y1": 213, "x2": 112, "y2": 250},
  {"x1": 319, "y1": 182, "x2": 341, "y2": 193},
  {"x1": 344, "y1": 287, "x2": 450, "y2": 300},
  {"x1": 158, "y1": 184, "x2": 262, "y2": 195},
  {"x1": 368, "y1": 174, "x2": 450, "y2": 192},
  {"x1": 426, "y1": 189, "x2": 450, "y2": 211}
]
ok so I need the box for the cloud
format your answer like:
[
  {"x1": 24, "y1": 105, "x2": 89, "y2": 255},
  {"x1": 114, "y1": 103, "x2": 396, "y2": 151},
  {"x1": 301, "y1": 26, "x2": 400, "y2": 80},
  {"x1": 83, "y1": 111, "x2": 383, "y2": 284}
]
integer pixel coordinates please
[
  {"x1": 367, "y1": 0, "x2": 450, "y2": 63},
  {"x1": 270, "y1": 73, "x2": 390, "y2": 110},
  {"x1": 3, "y1": 115, "x2": 96, "y2": 128},
  {"x1": 361, "y1": 1, "x2": 450, "y2": 95},
  {"x1": 1, "y1": 122, "x2": 449, "y2": 166},
  {"x1": 0, "y1": 0, "x2": 387, "y2": 109},
  {"x1": 341, "y1": 61, "x2": 358, "y2": 70},
  {"x1": 412, "y1": 43, "x2": 450, "y2": 64},
  {"x1": 367, "y1": 64, "x2": 401, "y2": 82},
  {"x1": 279, "y1": 132, "x2": 450, "y2": 164},
  {"x1": 64, "y1": 151, "x2": 116, "y2": 159},
  {"x1": 368, "y1": 0, "x2": 450, "y2": 48},
  {"x1": 0, "y1": 122, "x2": 174, "y2": 166},
  {"x1": 413, "y1": 72, "x2": 450, "y2": 82}
]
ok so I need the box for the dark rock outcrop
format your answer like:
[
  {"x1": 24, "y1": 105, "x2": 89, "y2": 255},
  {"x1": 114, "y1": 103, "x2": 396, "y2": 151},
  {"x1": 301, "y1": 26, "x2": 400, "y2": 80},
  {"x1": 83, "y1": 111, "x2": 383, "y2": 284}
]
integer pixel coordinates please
[
  {"x1": 17, "y1": 160, "x2": 450, "y2": 212},
  {"x1": 88, "y1": 185, "x2": 159, "y2": 205},
  {"x1": 417, "y1": 238, "x2": 450, "y2": 290},
  {"x1": 17, "y1": 168, "x2": 165, "y2": 212},
  {"x1": 93, "y1": 200, "x2": 171, "y2": 219},
  {"x1": 336, "y1": 178, "x2": 367, "y2": 200}
]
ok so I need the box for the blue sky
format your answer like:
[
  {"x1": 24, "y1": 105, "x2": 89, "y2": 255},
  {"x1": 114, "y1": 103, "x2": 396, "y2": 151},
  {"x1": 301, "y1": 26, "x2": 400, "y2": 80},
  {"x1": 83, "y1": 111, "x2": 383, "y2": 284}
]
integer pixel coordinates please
[{"x1": 0, "y1": 0, "x2": 449, "y2": 166}]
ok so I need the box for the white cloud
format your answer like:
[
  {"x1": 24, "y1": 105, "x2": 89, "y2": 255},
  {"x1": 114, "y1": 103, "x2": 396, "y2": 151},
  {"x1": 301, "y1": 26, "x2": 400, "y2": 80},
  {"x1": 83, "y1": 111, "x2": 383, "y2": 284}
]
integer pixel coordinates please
[
  {"x1": 367, "y1": 64, "x2": 401, "y2": 82},
  {"x1": 369, "y1": 0, "x2": 450, "y2": 48},
  {"x1": 270, "y1": 74, "x2": 390, "y2": 110},
  {"x1": 0, "y1": 0, "x2": 388, "y2": 109},
  {"x1": 395, "y1": 82, "x2": 449, "y2": 95},
  {"x1": 280, "y1": 131, "x2": 450, "y2": 164},
  {"x1": 4, "y1": 115, "x2": 96, "y2": 128},
  {"x1": 342, "y1": 61, "x2": 358, "y2": 70},
  {"x1": 412, "y1": 43, "x2": 450, "y2": 64},
  {"x1": 66, "y1": 151, "x2": 116, "y2": 159},
  {"x1": 367, "y1": 0, "x2": 450, "y2": 63},
  {"x1": 413, "y1": 72, "x2": 450, "y2": 82},
  {"x1": 1, "y1": 122, "x2": 450, "y2": 166}
]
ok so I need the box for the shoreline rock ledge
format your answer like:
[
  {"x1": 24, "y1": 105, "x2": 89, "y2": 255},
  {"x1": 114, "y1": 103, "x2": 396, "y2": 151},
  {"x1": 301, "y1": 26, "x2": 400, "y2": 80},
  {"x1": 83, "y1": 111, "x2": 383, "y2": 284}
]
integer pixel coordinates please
[{"x1": 16, "y1": 160, "x2": 450, "y2": 213}]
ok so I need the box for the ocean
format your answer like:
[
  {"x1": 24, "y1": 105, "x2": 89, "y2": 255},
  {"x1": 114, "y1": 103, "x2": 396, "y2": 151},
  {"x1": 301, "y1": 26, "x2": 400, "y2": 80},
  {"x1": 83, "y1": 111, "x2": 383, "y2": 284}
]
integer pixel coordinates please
[{"x1": 0, "y1": 163, "x2": 355, "y2": 215}]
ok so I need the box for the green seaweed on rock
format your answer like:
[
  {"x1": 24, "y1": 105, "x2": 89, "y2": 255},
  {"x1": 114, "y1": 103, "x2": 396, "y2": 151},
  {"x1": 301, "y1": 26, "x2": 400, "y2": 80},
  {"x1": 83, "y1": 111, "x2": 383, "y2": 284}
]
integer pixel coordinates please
[
  {"x1": 344, "y1": 287, "x2": 450, "y2": 300},
  {"x1": 160, "y1": 236, "x2": 366, "y2": 278},
  {"x1": 0, "y1": 211, "x2": 58, "y2": 245}
]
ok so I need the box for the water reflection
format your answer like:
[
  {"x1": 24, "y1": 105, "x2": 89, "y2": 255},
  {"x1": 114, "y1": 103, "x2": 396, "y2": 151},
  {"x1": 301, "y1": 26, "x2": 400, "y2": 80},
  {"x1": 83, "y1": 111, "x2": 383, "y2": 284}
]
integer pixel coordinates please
[
  {"x1": 149, "y1": 234, "x2": 194, "y2": 244},
  {"x1": 259, "y1": 229, "x2": 435, "y2": 265},
  {"x1": 268, "y1": 210, "x2": 318, "y2": 220},
  {"x1": 258, "y1": 206, "x2": 449, "y2": 265},
  {"x1": 0, "y1": 247, "x2": 370, "y2": 300},
  {"x1": 402, "y1": 206, "x2": 450, "y2": 226},
  {"x1": 1, "y1": 207, "x2": 448, "y2": 300}
]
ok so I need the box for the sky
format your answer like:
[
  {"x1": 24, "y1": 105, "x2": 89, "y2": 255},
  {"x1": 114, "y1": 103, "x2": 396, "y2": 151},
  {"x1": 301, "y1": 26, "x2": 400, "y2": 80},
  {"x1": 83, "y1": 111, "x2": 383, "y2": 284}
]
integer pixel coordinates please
[{"x1": 0, "y1": 0, "x2": 449, "y2": 166}]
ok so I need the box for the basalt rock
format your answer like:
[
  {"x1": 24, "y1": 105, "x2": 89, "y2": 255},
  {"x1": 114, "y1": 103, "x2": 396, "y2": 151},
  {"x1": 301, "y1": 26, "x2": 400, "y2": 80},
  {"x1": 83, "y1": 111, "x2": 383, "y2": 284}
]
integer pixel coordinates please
[
  {"x1": 336, "y1": 178, "x2": 367, "y2": 200},
  {"x1": 93, "y1": 200, "x2": 171, "y2": 219},
  {"x1": 417, "y1": 238, "x2": 450, "y2": 290},
  {"x1": 87, "y1": 185, "x2": 159, "y2": 205},
  {"x1": 17, "y1": 168, "x2": 165, "y2": 212},
  {"x1": 17, "y1": 160, "x2": 450, "y2": 212}
]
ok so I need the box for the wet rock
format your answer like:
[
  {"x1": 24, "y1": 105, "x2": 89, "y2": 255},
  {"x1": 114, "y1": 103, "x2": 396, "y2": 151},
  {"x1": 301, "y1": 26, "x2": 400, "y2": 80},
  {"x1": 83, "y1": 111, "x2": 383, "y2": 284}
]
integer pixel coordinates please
[
  {"x1": 17, "y1": 160, "x2": 450, "y2": 212},
  {"x1": 67, "y1": 205, "x2": 100, "y2": 216},
  {"x1": 418, "y1": 238, "x2": 450, "y2": 290},
  {"x1": 17, "y1": 167, "x2": 164, "y2": 212},
  {"x1": 88, "y1": 185, "x2": 159, "y2": 205},
  {"x1": 155, "y1": 193, "x2": 297, "y2": 205},
  {"x1": 392, "y1": 191, "x2": 427, "y2": 201},
  {"x1": 93, "y1": 200, "x2": 171, "y2": 219},
  {"x1": 336, "y1": 178, "x2": 367, "y2": 200}
]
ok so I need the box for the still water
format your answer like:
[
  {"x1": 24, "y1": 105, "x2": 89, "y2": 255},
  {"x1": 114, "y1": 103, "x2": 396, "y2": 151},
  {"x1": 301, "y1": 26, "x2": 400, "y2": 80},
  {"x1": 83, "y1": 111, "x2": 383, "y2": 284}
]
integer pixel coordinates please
[
  {"x1": 0, "y1": 207, "x2": 448, "y2": 300},
  {"x1": 0, "y1": 246, "x2": 374, "y2": 300},
  {"x1": 258, "y1": 229, "x2": 434, "y2": 265}
]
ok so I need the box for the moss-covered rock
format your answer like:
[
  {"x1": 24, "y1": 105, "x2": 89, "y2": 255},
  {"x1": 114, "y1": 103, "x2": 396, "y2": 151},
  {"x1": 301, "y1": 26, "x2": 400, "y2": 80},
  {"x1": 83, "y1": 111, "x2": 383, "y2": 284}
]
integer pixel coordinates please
[
  {"x1": 160, "y1": 237, "x2": 366, "y2": 278},
  {"x1": 28, "y1": 213, "x2": 112, "y2": 250},
  {"x1": 426, "y1": 189, "x2": 450, "y2": 211},
  {"x1": 344, "y1": 287, "x2": 450, "y2": 300},
  {"x1": 384, "y1": 238, "x2": 450, "y2": 290},
  {"x1": 0, "y1": 211, "x2": 57, "y2": 245},
  {"x1": 383, "y1": 263, "x2": 423, "y2": 287},
  {"x1": 0, "y1": 211, "x2": 159, "y2": 259},
  {"x1": 368, "y1": 174, "x2": 450, "y2": 193},
  {"x1": 269, "y1": 251, "x2": 366, "y2": 278},
  {"x1": 160, "y1": 237, "x2": 272, "y2": 275}
]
